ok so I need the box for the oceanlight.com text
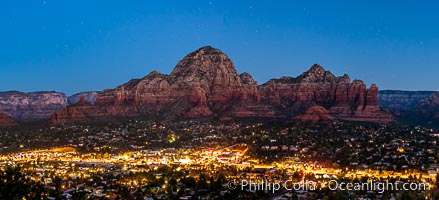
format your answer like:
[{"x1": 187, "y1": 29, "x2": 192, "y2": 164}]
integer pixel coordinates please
[{"x1": 227, "y1": 179, "x2": 430, "y2": 194}]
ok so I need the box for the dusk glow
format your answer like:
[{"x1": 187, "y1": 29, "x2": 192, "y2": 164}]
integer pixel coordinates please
[{"x1": 1, "y1": 1, "x2": 438, "y2": 94}]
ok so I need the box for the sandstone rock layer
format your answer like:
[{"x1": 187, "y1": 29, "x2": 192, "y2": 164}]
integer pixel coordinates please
[
  {"x1": 50, "y1": 46, "x2": 393, "y2": 125},
  {"x1": 68, "y1": 91, "x2": 100, "y2": 105},
  {"x1": 0, "y1": 91, "x2": 67, "y2": 121}
]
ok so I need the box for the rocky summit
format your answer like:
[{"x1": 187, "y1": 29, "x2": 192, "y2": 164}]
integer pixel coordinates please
[
  {"x1": 50, "y1": 46, "x2": 393, "y2": 125},
  {"x1": 259, "y1": 64, "x2": 393, "y2": 123}
]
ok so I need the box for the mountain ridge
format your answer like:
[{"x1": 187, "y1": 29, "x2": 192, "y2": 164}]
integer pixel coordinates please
[
  {"x1": 2, "y1": 49, "x2": 439, "y2": 127},
  {"x1": 50, "y1": 46, "x2": 393, "y2": 125},
  {"x1": 0, "y1": 91, "x2": 100, "y2": 121}
]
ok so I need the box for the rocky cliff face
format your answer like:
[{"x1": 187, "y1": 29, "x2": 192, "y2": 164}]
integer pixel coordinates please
[
  {"x1": 53, "y1": 46, "x2": 265, "y2": 124},
  {"x1": 50, "y1": 46, "x2": 393, "y2": 125},
  {"x1": 0, "y1": 113, "x2": 17, "y2": 127},
  {"x1": 418, "y1": 93, "x2": 439, "y2": 108},
  {"x1": 379, "y1": 90, "x2": 434, "y2": 111},
  {"x1": 378, "y1": 91, "x2": 439, "y2": 126},
  {"x1": 416, "y1": 93, "x2": 439, "y2": 124},
  {"x1": 258, "y1": 64, "x2": 393, "y2": 123},
  {"x1": 0, "y1": 91, "x2": 100, "y2": 121},
  {"x1": 0, "y1": 91, "x2": 67, "y2": 121},
  {"x1": 68, "y1": 91, "x2": 100, "y2": 105},
  {"x1": 50, "y1": 95, "x2": 111, "y2": 124}
]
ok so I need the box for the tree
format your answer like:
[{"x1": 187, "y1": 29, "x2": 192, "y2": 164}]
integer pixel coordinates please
[{"x1": 0, "y1": 166, "x2": 47, "y2": 200}]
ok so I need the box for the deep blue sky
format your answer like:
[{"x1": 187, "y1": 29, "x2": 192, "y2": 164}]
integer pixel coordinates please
[{"x1": 1, "y1": 1, "x2": 438, "y2": 95}]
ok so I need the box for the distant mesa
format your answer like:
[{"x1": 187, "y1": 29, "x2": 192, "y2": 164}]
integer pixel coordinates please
[
  {"x1": 0, "y1": 91, "x2": 67, "y2": 121},
  {"x1": 72, "y1": 95, "x2": 91, "y2": 107},
  {"x1": 379, "y1": 91, "x2": 439, "y2": 126},
  {"x1": 0, "y1": 91, "x2": 100, "y2": 121},
  {"x1": 411, "y1": 92, "x2": 439, "y2": 125},
  {"x1": 379, "y1": 90, "x2": 435, "y2": 111},
  {"x1": 418, "y1": 92, "x2": 439, "y2": 108},
  {"x1": 49, "y1": 46, "x2": 393, "y2": 125},
  {"x1": 67, "y1": 91, "x2": 100, "y2": 105}
]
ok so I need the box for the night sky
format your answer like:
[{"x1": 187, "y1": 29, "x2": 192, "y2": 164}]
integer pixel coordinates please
[{"x1": 1, "y1": 1, "x2": 438, "y2": 95}]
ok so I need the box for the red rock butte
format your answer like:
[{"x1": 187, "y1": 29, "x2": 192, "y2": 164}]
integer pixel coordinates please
[
  {"x1": 0, "y1": 113, "x2": 17, "y2": 127},
  {"x1": 294, "y1": 106, "x2": 334, "y2": 123},
  {"x1": 50, "y1": 46, "x2": 393, "y2": 125}
]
